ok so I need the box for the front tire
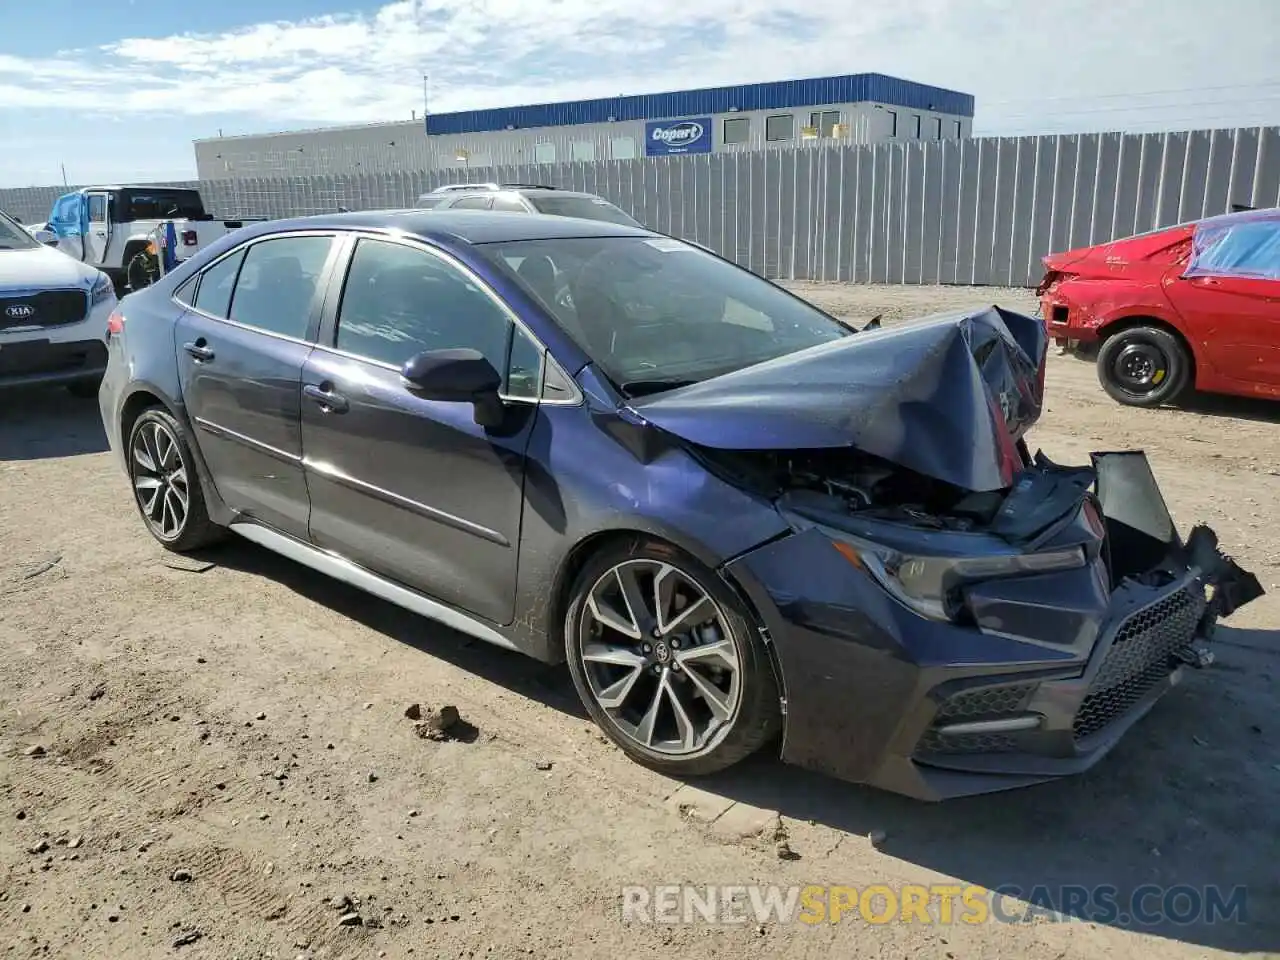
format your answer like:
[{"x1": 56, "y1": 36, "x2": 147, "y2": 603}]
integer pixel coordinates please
[
  {"x1": 1096, "y1": 325, "x2": 1191, "y2": 407},
  {"x1": 127, "y1": 407, "x2": 223, "y2": 552},
  {"x1": 564, "y1": 538, "x2": 781, "y2": 777}
]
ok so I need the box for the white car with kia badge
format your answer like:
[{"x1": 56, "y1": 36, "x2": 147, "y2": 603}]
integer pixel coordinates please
[{"x1": 0, "y1": 209, "x2": 117, "y2": 397}]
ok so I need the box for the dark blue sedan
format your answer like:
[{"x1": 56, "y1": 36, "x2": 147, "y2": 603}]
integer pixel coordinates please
[{"x1": 98, "y1": 210, "x2": 1261, "y2": 800}]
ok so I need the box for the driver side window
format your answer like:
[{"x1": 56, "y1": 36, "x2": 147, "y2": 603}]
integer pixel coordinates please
[{"x1": 334, "y1": 238, "x2": 524, "y2": 388}]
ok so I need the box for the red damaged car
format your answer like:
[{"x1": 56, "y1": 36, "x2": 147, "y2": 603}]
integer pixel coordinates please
[{"x1": 1038, "y1": 207, "x2": 1280, "y2": 407}]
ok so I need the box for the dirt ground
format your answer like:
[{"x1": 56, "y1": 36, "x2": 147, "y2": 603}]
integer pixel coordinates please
[{"x1": 1, "y1": 283, "x2": 1277, "y2": 960}]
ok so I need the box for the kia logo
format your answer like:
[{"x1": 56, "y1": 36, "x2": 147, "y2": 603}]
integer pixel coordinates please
[
  {"x1": 4, "y1": 304, "x2": 35, "y2": 320},
  {"x1": 651, "y1": 121, "x2": 704, "y2": 145}
]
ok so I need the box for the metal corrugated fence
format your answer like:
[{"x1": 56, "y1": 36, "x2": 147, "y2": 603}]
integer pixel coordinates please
[{"x1": 4, "y1": 126, "x2": 1277, "y2": 287}]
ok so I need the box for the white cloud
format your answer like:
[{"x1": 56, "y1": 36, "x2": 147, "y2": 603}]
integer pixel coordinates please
[{"x1": 0, "y1": 0, "x2": 1277, "y2": 135}]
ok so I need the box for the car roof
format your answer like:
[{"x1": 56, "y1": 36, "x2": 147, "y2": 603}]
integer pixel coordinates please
[{"x1": 237, "y1": 209, "x2": 654, "y2": 244}]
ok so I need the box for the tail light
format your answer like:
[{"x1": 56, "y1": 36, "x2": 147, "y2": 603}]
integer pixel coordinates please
[
  {"x1": 107, "y1": 310, "x2": 125, "y2": 337},
  {"x1": 182, "y1": 230, "x2": 198, "y2": 246}
]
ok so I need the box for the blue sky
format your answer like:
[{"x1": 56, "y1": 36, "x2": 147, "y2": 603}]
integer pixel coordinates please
[{"x1": 2, "y1": 0, "x2": 1278, "y2": 187}]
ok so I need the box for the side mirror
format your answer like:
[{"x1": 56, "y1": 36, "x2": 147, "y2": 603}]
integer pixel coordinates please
[
  {"x1": 34, "y1": 229, "x2": 57, "y2": 247},
  {"x1": 401, "y1": 348, "x2": 505, "y2": 427}
]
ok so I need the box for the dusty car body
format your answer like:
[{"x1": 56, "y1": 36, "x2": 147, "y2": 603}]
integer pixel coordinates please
[
  {"x1": 99, "y1": 211, "x2": 1262, "y2": 801},
  {"x1": 1038, "y1": 207, "x2": 1280, "y2": 406}
]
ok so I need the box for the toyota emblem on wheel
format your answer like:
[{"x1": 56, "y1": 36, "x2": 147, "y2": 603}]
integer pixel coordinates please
[{"x1": 4, "y1": 304, "x2": 36, "y2": 320}]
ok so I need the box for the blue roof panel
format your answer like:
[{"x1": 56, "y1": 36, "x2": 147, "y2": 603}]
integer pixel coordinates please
[{"x1": 426, "y1": 73, "x2": 974, "y2": 136}]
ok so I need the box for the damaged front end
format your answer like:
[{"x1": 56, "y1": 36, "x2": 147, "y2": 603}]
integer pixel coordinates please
[
  {"x1": 626, "y1": 306, "x2": 1263, "y2": 799},
  {"x1": 714, "y1": 443, "x2": 1262, "y2": 799}
]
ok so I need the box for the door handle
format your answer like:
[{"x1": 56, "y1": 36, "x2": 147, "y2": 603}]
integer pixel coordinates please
[
  {"x1": 304, "y1": 383, "x2": 349, "y2": 413},
  {"x1": 183, "y1": 341, "x2": 215, "y2": 362}
]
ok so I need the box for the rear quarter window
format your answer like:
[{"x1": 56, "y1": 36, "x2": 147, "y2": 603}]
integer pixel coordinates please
[{"x1": 193, "y1": 250, "x2": 246, "y2": 318}]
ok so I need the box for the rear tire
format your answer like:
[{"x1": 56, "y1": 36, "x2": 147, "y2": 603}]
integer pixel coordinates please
[
  {"x1": 127, "y1": 407, "x2": 224, "y2": 552},
  {"x1": 1096, "y1": 325, "x2": 1191, "y2": 408},
  {"x1": 564, "y1": 537, "x2": 781, "y2": 777}
]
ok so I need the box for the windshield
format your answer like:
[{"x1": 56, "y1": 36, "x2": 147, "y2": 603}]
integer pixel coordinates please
[
  {"x1": 479, "y1": 236, "x2": 852, "y2": 393},
  {"x1": 124, "y1": 190, "x2": 206, "y2": 220},
  {"x1": 527, "y1": 195, "x2": 642, "y2": 228},
  {"x1": 0, "y1": 212, "x2": 38, "y2": 251}
]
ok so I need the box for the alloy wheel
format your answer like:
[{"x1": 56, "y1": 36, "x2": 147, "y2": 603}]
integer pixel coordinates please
[
  {"x1": 578, "y1": 558, "x2": 742, "y2": 756},
  {"x1": 131, "y1": 420, "x2": 190, "y2": 540}
]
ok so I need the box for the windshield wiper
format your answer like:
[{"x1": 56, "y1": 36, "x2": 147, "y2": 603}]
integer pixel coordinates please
[{"x1": 620, "y1": 377, "x2": 701, "y2": 397}]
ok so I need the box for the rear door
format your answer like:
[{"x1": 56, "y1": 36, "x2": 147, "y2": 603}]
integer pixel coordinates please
[
  {"x1": 299, "y1": 234, "x2": 542, "y2": 625},
  {"x1": 85, "y1": 192, "x2": 112, "y2": 266},
  {"x1": 176, "y1": 232, "x2": 340, "y2": 537},
  {"x1": 1165, "y1": 218, "x2": 1280, "y2": 388}
]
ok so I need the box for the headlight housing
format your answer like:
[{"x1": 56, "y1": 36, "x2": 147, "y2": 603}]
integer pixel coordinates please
[
  {"x1": 831, "y1": 532, "x2": 1087, "y2": 621},
  {"x1": 90, "y1": 271, "x2": 115, "y2": 307}
]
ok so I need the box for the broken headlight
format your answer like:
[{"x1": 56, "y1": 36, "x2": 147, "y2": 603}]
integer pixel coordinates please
[{"x1": 832, "y1": 534, "x2": 1087, "y2": 621}]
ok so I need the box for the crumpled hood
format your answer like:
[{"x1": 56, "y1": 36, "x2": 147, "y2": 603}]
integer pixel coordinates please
[
  {"x1": 629, "y1": 306, "x2": 1048, "y2": 493},
  {"x1": 0, "y1": 246, "x2": 99, "y2": 292}
]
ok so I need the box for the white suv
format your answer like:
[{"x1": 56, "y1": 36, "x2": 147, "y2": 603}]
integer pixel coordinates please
[
  {"x1": 414, "y1": 183, "x2": 644, "y2": 228},
  {"x1": 0, "y1": 209, "x2": 118, "y2": 397}
]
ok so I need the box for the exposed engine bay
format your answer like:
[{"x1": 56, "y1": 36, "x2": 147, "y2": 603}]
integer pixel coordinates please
[{"x1": 693, "y1": 444, "x2": 1025, "y2": 534}]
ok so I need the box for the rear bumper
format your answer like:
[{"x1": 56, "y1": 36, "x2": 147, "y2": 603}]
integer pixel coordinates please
[{"x1": 1040, "y1": 293, "x2": 1104, "y2": 345}]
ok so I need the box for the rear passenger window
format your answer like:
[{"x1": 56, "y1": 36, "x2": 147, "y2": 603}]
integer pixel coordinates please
[
  {"x1": 228, "y1": 236, "x2": 332, "y2": 340},
  {"x1": 449, "y1": 196, "x2": 492, "y2": 210},
  {"x1": 193, "y1": 249, "x2": 246, "y2": 318}
]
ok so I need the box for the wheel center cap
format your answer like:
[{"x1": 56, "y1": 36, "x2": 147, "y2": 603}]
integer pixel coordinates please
[{"x1": 653, "y1": 640, "x2": 671, "y2": 664}]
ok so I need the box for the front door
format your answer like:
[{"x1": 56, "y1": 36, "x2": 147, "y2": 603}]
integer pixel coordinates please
[
  {"x1": 85, "y1": 192, "x2": 111, "y2": 266},
  {"x1": 176, "y1": 233, "x2": 337, "y2": 538},
  {"x1": 1165, "y1": 217, "x2": 1280, "y2": 389},
  {"x1": 300, "y1": 235, "x2": 541, "y2": 626}
]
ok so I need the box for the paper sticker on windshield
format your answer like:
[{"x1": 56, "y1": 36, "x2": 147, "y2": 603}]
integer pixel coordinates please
[{"x1": 644, "y1": 237, "x2": 693, "y2": 253}]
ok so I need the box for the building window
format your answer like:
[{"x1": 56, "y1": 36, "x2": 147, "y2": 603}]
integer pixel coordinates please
[
  {"x1": 809, "y1": 111, "x2": 841, "y2": 137},
  {"x1": 571, "y1": 140, "x2": 596, "y2": 162},
  {"x1": 722, "y1": 117, "x2": 750, "y2": 145},
  {"x1": 886, "y1": 110, "x2": 897, "y2": 137},
  {"x1": 533, "y1": 141, "x2": 556, "y2": 164},
  {"x1": 934, "y1": 117, "x2": 943, "y2": 140},
  {"x1": 954, "y1": 119, "x2": 963, "y2": 138},
  {"x1": 765, "y1": 114, "x2": 794, "y2": 142},
  {"x1": 610, "y1": 137, "x2": 636, "y2": 160},
  {"x1": 912, "y1": 114, "x2": 922, "y2": 138}
]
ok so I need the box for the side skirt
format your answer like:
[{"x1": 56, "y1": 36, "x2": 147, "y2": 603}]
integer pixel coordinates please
[{"x1": 229, "y1": 521, "x2": 519, "y2": 652}]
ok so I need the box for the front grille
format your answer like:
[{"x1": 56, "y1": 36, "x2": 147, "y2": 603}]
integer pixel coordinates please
[
  {"x1": 917, "y1": 729, "x2": 1020, "y2": 755},
  {"x1": 0, "y1": 290, "x2": 88, "y2": 330},
  {"x1": 934, "y1": 683, "x2": 1037, "y2": 724},
  {"x1": 1073, "y1": 584, "x2": 1206, "y2": 741},
  {"x1": 917, "y1": 682, "x2": 1037, "y2": 756}
]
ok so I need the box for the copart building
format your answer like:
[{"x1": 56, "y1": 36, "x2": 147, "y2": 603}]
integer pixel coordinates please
[{"x1": 193, "y1": 72, "x2": 974, "y2": 181}]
